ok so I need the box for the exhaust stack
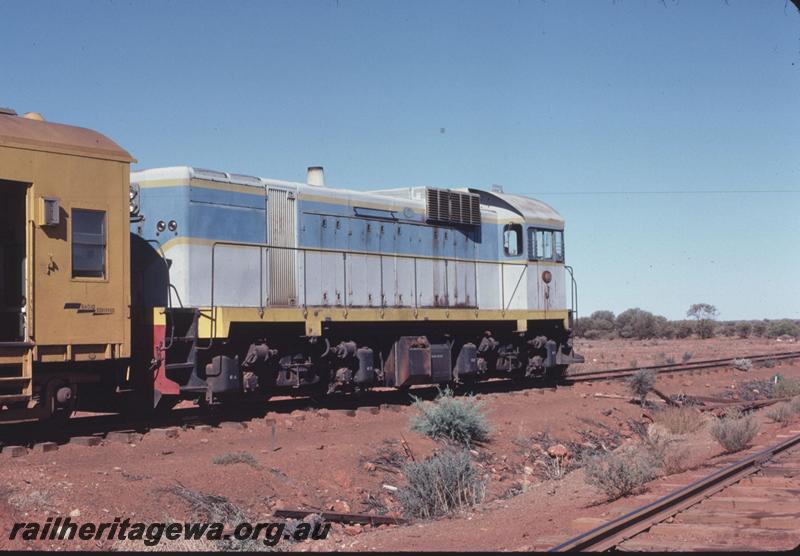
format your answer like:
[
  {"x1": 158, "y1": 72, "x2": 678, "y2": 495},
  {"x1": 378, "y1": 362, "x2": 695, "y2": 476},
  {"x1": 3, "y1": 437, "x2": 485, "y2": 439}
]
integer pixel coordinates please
[{"x1": 307, "y1": 166, "x2": 325, "y2": 187}]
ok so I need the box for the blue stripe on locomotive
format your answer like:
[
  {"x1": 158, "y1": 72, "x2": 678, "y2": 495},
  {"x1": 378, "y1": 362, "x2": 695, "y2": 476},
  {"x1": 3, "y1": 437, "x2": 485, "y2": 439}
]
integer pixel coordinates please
[
  {"x1": 134, "y1": 184, "x2": 267, "y2": 245},
  {"x1": 133, "y1": 183, "x2": 515, "y2": 262}
]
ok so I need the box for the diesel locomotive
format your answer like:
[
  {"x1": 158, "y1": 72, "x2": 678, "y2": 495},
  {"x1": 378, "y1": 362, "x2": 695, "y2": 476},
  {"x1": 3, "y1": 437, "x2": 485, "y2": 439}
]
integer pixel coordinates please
[{"x1": 0, "y1": 109, "x2": 582, "y2": 423}]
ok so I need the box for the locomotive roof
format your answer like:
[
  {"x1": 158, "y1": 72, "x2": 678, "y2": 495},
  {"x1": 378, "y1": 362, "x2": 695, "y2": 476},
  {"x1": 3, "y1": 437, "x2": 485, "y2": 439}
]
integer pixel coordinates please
[
  {"x1": 132, "y1": 166, "x2": 564, "y2": 228},
  {"x1": 468, "y1": 189, "x2": 564, "y2": 228},
  {"x1": 0, "y1": 112, "x2": 134, "y2": 163}
]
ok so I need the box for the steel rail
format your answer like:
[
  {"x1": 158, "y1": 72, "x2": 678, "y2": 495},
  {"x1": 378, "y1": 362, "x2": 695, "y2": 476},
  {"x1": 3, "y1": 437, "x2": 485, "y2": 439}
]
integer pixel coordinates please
[
  {"x1": 567, "y1": 351, "x2": 800, "y2": 383},
  {"x1": 571, "y1": 350, "x2": 800, "y2": 377},
  {"x1": 549, "y1": 430, "x2": 800, "y2": 552}
]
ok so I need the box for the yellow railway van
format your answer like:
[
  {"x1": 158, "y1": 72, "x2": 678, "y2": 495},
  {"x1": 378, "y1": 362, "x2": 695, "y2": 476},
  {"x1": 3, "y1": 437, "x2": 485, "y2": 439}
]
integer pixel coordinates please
[{"x1": 0, "y1": 108, "x2": 133, "y2": 422}]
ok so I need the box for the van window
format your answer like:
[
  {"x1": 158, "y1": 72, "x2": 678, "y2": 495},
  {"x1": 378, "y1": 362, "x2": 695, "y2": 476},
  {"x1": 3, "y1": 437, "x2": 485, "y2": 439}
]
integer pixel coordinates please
[
  {"x1": 503, "y1": 224, "x2": 523, "y2": 256},
  {"x1": 72, "y1": 209, "x2": 106, "y2": 278}
]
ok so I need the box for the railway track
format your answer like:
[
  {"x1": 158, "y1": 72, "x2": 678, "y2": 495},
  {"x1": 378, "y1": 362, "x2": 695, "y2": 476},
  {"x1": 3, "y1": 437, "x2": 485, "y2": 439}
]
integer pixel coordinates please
[
  {"x1": 3, "y1": 350, "x2": 799, "y2": 450},
  {"x1": 567, "y1": 350, "x2": 800, "y2": 383},
  {"x1": 549, "y1": 430, "x2": 800, "y2": 552}
]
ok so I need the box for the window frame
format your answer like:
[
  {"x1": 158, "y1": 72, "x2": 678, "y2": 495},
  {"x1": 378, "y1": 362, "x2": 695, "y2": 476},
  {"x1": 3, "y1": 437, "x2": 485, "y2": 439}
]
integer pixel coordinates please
[
  {"x1": 502, "y1": 223, "x2": 524, "y2": 257},
  {"x1": 528, "y1": 227, "x2": 565, "y2": 263},
  {"x1": 71, "y1": 208, "x2": 108, "y2": 280}
]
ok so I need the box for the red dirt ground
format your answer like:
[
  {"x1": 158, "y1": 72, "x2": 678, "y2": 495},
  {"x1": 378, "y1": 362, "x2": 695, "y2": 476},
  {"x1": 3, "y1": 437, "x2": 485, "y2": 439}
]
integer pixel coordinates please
[{"x1": 0, "y1": 337, "x2": 798, "y2": 552}]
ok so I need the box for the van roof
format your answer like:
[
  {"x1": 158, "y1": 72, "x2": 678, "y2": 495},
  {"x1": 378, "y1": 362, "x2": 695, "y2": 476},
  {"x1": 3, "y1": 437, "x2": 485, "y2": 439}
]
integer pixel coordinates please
[{"x1": 0, "y1": 113, "x2": 134, "y2": 163}]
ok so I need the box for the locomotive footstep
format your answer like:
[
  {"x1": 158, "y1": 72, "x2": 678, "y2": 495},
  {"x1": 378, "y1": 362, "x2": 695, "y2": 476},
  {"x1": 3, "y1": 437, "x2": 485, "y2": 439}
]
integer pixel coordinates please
[
  {"x1": 219, "y1": 421, "x2": 247, "y2": 430},
  {"x1": 106, "y1": 431, "x2": 139, "y2": 443},
  {"x1": 71, "y1": 436, "x2": 102, "y2": 446},
  {"x1": 148, "y1": 427, "x2": 180, "y2": 438},
  {"x1": 32, "y1": 442, "x2": 58, "y2": 453},
  {"x1": 2, "y1": 445, "x2": 27, "y2": 457}
]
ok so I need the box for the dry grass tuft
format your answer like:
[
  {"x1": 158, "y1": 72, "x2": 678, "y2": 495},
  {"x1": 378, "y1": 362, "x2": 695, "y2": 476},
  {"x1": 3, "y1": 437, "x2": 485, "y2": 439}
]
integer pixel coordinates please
[
  {"x1": 765, "y1": 403, "x2": 794, "y2": 426},
  {"x1": 398, "y1": 449, "x2": 485, "y2": 519},
  {"x1": 653, "y1": 406, "x2": 706, "y2": 435}
]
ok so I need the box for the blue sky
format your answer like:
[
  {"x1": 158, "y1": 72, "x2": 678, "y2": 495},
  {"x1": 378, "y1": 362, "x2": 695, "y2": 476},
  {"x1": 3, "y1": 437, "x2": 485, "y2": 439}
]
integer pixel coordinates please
[{"x1": 2, "y1": 0, "x2": 798, "y2": 320}]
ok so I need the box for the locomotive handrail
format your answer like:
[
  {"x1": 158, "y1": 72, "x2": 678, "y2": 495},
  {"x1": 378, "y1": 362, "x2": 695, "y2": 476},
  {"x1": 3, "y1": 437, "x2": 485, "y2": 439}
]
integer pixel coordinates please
[
  {"x1": 199, "y1": 239, "x2": 534, "y2": 346},
  {"x1": 143, "y1": 238, "x2": 186, "y2": 352},
  {"x1": 564, "y1": 264, "x2": 578, "y2": 322}
]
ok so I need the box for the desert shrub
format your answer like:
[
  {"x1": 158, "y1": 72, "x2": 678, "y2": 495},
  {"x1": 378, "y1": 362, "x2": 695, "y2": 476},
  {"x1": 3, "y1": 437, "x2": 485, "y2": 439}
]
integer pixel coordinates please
[
  {"x1": 674, "y1": 320, "x2": 695, "y2": 339},
  {"x1": 762, "y1": 359, "x2": 777, "y2": 369},
  {"x1": 771, "y1": 376, "x2": 800, "y2": 399},
  {"x1": 751, "y1": 321, "x2": 768, "y2": 337},
  {"x1": 131, "y1": 484, "x2": 282, "y2": 551},
  {"x1": 361, "y1": 440, "x2": 407, "y2": 472},
  {"x1": 661, "y1": 443, "x2": 691, "y2": 475},
  {"x1": 573, "y1": 316, "x2": 592, "y2": 337},
  {"x1": 639, "y1": 425, "x2": 693, "y2": 476},
  {"x1": 582, "y1": 329, "x2": 606, "y2": 340},
  {"x1": 212, "y1": 451, "x2": 259, "y2": 468},
  {"x1": 410, "y1": 388, "x2": 490, "y2": 447},
  {"x1": 766, "y1": 319, "x2": 800, "y2": 339},
  {"x1": 735, "y1": 378, "x2": 775, "y2": 401},
  {"x1": 790, "y1": 397, "x2": 800, "y2": 414},
  {"x1": 398, "y1": 449, "x2": 485, "y2": 519},
  {"x1": 736, "y1": 321, "x2": 752, "y2": 339},
  {"x1": 575, "y1": 310, "x2": 617, "y2": 339},
  {"x1": 627, "y1": 369, "x2": 657, "y2": 405},
  {"x1": 654, "y1": 316, "x2": 676, "y2": 339},
  {"x1": 695, "y1": 320, "x2": 716, "y2": 339},
  {"x1": 723, "y1": 406, "x2": 746, "y2": 419},
  {"x1": 766, "y1": 403, "x2": 793, "y2": 426},
  {"x1": 615, "y1": 308, "x2": 658, "y2": 339},
  {"x1": 733, "y1": 358, "x2": 753, "y2": 372},
  {"x1": 654, "y1": 406, "x2": 705, "y2": 435},
  {"x1": 583, "y1": 446, "x2": 657, "y2": 500},
  {"x1": 166, "y1": 484, "x2": 247, "y2": 523},
  {"x1": 682, "y1": 351, "x2": 693, "y2": 363},
  {"x1": 687, "y1": 303, "x2": 718, "y2": 339},
  {"x1": 710, "y1": 414, "x2": 759, "y2": 453},
  {"x1": 539, "y1": 454, "x2": 568, "y2": 481}
]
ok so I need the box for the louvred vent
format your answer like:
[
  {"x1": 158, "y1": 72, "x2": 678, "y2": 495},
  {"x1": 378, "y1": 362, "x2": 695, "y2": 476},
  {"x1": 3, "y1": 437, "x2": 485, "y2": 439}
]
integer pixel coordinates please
[{"x1": 426, "y1": 188, "x2": 481, "y2": 226}]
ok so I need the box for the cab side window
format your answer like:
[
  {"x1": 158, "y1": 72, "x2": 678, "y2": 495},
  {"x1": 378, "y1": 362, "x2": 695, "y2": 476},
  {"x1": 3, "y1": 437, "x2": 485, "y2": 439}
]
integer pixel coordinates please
[
  {"x1": 503, "y1": 224, "x2": 523, "y2": 256},
  {"x1": 72, "y1": 209, "x2": 106, "y2": 278}
]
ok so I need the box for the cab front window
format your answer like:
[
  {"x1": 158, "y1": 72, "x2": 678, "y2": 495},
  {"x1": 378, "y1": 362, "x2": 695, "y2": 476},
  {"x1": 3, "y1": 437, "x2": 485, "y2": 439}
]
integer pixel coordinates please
[{"x1": 529, "y1": 228, "x2": 564, "y2": 262}]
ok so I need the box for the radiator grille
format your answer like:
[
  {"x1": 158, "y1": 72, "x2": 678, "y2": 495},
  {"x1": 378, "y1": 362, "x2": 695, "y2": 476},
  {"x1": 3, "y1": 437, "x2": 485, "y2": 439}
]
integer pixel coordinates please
[{"x1": 426, "y1": 188, "x2": 481, "y2": 226}]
